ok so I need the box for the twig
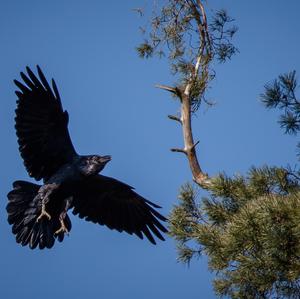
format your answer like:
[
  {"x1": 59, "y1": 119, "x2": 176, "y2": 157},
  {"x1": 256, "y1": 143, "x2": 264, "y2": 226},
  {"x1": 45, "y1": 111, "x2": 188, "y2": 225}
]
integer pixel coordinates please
[
  {"x1": 191, "y1": 140, "x2": 200, "y2": 150},
  {"x1": 171, "y1": 148, "x2": 187, "y2": 155},
  {"x1": 155, "y1": 84, "x2": 177, "y2": 93},
  {"x1": 168, "y1": 114, "x2": 182, "y2": 124}
]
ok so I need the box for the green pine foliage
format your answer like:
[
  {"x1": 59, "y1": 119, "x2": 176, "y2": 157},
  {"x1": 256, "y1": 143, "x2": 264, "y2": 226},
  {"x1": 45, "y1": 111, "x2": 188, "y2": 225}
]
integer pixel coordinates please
[
  {"x1": 261, "y1": 71, "x2": 300, "y2": 135},
  {"x1": 261, "y1": 70, "x2": 300, "y2": 160},
  {"x1": 169, "y1": 167, "x2": 300, "y2": 298}
]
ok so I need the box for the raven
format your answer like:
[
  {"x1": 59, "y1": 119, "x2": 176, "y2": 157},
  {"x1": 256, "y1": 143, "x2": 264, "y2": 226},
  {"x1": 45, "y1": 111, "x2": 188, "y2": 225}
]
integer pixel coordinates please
[{"x1": 7, "y1": 66, "x2": 167, "y2": 249}]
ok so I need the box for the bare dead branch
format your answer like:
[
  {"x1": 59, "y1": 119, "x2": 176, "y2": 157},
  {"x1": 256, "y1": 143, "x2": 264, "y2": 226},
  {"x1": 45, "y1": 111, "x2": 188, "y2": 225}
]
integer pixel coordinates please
[
  {"x1": 171, "y1": 148, "x2": 187, "y2": 154},
  {"x1": 155, "y1": 84, "x2": 177, "y2": 94},
  {"x1": 179, "y1": 1, "x2": 211, "y2": 186},
  {"x1": 181, "y1": 94, "x2": 209, "y2": 185},
  {"x1": 168, "y1": 114, "x2": 182, "y2": 124}
]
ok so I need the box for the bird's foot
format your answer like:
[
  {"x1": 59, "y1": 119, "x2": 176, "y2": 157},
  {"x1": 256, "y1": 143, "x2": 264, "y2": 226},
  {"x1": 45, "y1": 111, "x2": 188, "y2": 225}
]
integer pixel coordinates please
[
  {"x1": 54, "y1": 219, "x2": 69, "y2": 236},
  {"x1": 36, "y1": 207, "x2": 51, "y2": 222}
]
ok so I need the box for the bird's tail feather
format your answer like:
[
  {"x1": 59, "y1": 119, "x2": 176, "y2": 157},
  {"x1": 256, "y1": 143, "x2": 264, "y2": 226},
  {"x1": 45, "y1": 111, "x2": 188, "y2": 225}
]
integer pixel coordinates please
[{"x1": 6, "y1": 180, "x2": 71, "y2": 249}]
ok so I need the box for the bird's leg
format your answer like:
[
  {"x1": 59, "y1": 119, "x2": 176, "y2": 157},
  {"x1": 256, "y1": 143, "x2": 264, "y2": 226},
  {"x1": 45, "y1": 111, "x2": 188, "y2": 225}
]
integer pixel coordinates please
[
  {"x1": 36, "y1": 183, "x2": 59, "y2": 222},
  {"x1": 55, "y1": 197, "x2": 72, "y2": 236}
]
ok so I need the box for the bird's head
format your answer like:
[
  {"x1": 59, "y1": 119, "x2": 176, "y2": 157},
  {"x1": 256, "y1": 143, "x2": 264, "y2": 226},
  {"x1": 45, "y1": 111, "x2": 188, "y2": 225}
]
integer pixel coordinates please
[{"x1": 79, "y1": 155, "x2": 111, "y2": 176}]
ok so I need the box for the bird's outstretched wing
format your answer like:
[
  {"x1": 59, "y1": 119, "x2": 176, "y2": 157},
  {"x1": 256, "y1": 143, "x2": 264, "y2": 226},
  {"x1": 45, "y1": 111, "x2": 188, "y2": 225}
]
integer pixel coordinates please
[
  {"x1": 72, "y1": 175, "x2": 168, "y2": 244},
  {"x1": 14, "y1": 66, "x2": 77, "y2": 181}
]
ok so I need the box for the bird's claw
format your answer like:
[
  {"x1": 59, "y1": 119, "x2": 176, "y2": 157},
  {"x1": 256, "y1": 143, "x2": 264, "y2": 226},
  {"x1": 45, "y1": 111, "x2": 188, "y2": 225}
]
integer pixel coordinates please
[
  {"x1": 54, "y1": 220, "x2": 69, "y2": 236},
  {"x1": 36, "y1": 209, "x2": 51, "y2": 222}
]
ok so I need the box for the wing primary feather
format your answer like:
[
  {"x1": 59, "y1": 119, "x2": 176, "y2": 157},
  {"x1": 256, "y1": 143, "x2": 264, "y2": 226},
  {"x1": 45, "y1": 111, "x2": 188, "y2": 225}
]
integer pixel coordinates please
[
  {"x1": 141, "y1": 225, "x2": 156, "y2": 245},
  {"x1": 36, "y1": 65, "x2": 54, "y2": 97},
  {"x1": 15, "y1": 91, "x2": 23, "y2": 98},
  {"x1": 147, "y1": 222, "x2": 166, "y2": 241},
  {"x1": 20, "y1": 72, "x2": 35, "y2": 90},
  {"x1": 51, "y1": 79, "x2": 61, "y2": 102},
  {"x1": 134, "y1": 201, "x2": 168, "y2": 233},
  {"x1": 134, "y1": 230, "x2": 144, "y2": 240},
  {"x1": 144, "y1": 198, "x2": 162, "y2": 209},
  {"x1": 149, "y1": 215, "x2": 168, "y2": 233},
  {"x1": 147, "y1": 205, "x2": 167, "y2": 222},
  {"x1": 14, "y1": 80, "x2": 31, "y2": 94},
  {"x1": 26, "y1": 66, "x2": 44, "y2": 89}
]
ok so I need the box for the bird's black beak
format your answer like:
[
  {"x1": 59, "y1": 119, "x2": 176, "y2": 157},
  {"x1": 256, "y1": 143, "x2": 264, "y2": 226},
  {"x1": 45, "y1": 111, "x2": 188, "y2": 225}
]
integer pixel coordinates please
[{"x1": 100, "y1": 155, "x2": 111, "y2": 164}]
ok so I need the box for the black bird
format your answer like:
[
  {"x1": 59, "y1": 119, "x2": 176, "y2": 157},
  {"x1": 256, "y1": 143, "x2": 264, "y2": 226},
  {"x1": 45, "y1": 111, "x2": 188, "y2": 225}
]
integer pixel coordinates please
[{"x1": 7, "y1": 66, "x2": 167, "y2": 249}]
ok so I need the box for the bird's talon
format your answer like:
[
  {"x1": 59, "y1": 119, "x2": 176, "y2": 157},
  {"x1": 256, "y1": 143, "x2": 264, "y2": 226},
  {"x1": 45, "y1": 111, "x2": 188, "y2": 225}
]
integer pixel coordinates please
[
  {"x1": 54, "y1": 221, "x2": 69, "y2": 235},
  {"x1": 36, "y1": 210, "x2": 51, "y2": 222}
]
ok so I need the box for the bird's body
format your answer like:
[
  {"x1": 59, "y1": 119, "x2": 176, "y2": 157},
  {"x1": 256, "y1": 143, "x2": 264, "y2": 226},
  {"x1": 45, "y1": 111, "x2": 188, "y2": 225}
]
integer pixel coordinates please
[{"x1": 7, "y1": 66, "x2": 167, "y2": 249}]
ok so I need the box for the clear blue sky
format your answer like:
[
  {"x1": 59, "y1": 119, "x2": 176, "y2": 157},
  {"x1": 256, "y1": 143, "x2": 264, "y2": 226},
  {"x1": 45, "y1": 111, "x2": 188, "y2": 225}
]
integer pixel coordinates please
[{"x1": 1, "y1": 1, "x2": 299, "y2": 298}]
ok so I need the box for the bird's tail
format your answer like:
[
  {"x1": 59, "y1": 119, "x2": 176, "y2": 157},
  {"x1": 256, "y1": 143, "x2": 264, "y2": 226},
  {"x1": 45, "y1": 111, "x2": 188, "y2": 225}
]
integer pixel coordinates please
[{"x1": 6, "y1": 180, "x2": 71, "y2": 249}]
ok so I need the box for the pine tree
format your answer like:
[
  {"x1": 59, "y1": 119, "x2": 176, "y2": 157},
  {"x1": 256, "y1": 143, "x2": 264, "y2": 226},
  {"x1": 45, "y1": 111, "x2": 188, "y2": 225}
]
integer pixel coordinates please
[
  {"x1": 136, "y1": 1, "x2": 300, "y2": 298},
  {"x1": 169, "y1": 167, "x2": 300, "y2": 298}
]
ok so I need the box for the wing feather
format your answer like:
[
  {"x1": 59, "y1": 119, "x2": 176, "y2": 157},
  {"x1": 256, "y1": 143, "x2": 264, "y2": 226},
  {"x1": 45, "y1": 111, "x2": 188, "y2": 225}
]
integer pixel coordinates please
[
  {"x1": 14, "y1": 66, "x2": 77, "y2": 181},
  {"x1": 71, "y1": 175, "x2": 168, "y2": 244}
]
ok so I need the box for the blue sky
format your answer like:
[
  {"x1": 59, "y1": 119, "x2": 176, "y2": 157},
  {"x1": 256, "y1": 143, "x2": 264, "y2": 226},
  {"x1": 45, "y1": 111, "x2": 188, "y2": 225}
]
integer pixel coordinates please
[{"x1": 1, "y1": 1, "x2": 300, "y2": 298}]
